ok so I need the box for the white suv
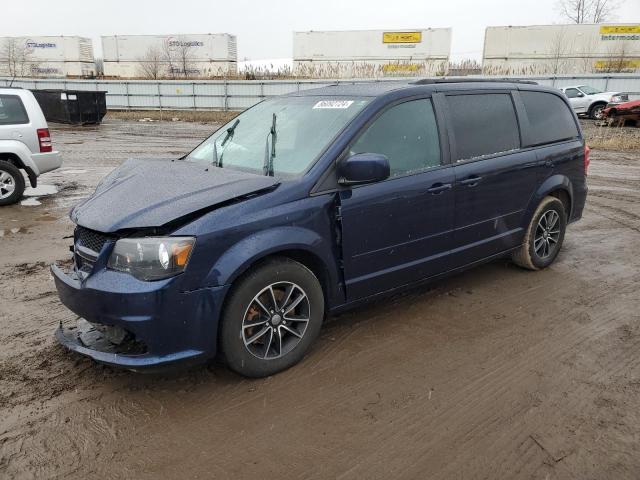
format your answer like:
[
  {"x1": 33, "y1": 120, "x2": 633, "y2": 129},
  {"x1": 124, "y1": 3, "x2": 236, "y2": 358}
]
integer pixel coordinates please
[
  {"x1": 0, "y1": 87, "x2": 62, "y2": 205},
  {"x1": 561, "y1": 85, "x2": 628, "y2": 120}
]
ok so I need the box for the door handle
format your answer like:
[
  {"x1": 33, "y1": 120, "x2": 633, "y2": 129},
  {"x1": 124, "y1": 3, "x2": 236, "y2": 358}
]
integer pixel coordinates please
[
  {"x1": 427, "y1": 183, "x2": 452, "y2": 194},
  {"x1": 459, "y1": 175, "x2": 482, "y2": 187}
]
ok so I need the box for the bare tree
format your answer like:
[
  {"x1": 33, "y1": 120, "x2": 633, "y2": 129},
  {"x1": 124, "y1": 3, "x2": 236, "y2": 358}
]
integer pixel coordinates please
[
  {"x1": 556, "y1": 0, "x2": 621, "y2": 24},
  {"x1": 577, "y1": 36, "x2": 598, "y2": 73},
  {"x1": 1, "y1": 38, "x2": 37, "y2": 80},
  {"x1": 161, "y1": 37, "x2": 197, "y2": 79},
  {"x1": 161, "y1": 39, "x2": 178, "y2": 79},
  {"x1": 601, "y1": 42, "x2": 632, "y2": 72},
  {"x1": 175, "y1": 39, "x2": 196, "y2": 78},
  {"x1": 590, "y1": 0, "x2": 620, "y2": 22},
  {"x1": 547, "y1": 28, "x2": 572, "y2": 74},
  {"x1": 136, "y1": 46, "x2": 164, "y2": 79}
]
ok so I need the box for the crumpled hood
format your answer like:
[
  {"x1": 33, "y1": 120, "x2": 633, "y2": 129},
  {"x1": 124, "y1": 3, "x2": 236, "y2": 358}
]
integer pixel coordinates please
[{"x1": 71, "y1": 158, "x2": 279, "y2": 233}]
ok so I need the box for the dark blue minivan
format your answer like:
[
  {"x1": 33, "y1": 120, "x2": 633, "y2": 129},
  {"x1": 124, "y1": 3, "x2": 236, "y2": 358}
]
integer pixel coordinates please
[{"x1": 52, "y1": 79, "x2": 588, "y2": 377}]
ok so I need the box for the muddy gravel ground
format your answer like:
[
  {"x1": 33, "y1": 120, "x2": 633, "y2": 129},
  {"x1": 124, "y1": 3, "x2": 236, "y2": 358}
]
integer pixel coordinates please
[{"x1": 1, "y1": 119, "x2": 639, "y2": 479}]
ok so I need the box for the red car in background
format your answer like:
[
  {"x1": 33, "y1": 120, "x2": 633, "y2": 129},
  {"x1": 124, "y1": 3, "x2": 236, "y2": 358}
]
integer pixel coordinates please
[{"x1": 603, "y1": 99, "x2": 640, "y2": 125}]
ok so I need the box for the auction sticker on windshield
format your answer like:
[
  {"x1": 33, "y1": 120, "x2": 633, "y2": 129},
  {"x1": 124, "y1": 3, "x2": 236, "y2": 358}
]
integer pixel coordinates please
[{"x1": 313, "y1": 100, "x2": 354, "y2": 109}]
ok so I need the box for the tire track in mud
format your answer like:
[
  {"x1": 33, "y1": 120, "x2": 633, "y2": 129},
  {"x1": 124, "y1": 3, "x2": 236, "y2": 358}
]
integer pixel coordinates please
[
  {"x1": 3, "y1": 237, "x2": 639, "y2": 479},
  {"x1": 16, "y1": 264, "x2": 632, "y2": 478},
  {"x1": 328, "y1": 292, "x2": 639, "y2": 480}
]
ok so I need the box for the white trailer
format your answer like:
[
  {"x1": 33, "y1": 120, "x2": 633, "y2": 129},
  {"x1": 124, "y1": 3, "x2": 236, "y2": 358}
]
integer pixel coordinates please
[
  {"x1": 0, "y1": 36, "x2": 95, "y2": 78},
  {"x1": 483, "y1": 24, "x2": 640, "y2": 75},
  {"x1": 102, "y1": 34, "x2": 238, "y2": 78},
  {"x1": 293, "y1": 29, "x2": 452, "y2": 78}
]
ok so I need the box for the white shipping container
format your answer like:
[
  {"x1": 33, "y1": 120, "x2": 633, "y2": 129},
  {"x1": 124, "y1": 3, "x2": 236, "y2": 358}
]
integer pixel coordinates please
[
  {"x1": 102, "y1": 34, "x2": 237, "y2": 78},
  {"x1": 0, "y1": 36, "x2": 95, "y2": 77},
  {"x1": 102, "y1": 34, "x2": 237, "y2": 62},
  {"x1": 483, "y1": 24, "x2": 640, "y2": 75},
  {"x1": 293, "y1": 29, "x2": 451, "y2": 78}
]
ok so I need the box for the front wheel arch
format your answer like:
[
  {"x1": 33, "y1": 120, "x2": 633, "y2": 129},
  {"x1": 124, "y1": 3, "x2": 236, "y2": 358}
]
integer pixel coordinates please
[
  {"x1": 589, "y1": 102, "x2": 607, "y2": 119},
  {"x1": 204, "y1": 227, "x2": 343, "y2": 307}
]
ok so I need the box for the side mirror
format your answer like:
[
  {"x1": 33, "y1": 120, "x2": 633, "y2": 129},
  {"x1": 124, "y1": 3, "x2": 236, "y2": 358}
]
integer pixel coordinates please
[
  {"x1": 577, "y1": 92, "x2": 585, "y2": 97},
  {"x1": 337, "y1": 153, "x2": 390, "y2": 185}
]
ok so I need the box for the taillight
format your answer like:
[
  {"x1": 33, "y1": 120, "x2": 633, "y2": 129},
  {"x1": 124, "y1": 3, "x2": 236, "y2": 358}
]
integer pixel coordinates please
[
  {"x1": 37, "y1": 128, "x2": 52, "y2": 153},
  {"x1": 584, "y1": 145, "x2": 590, "y2": 175}
]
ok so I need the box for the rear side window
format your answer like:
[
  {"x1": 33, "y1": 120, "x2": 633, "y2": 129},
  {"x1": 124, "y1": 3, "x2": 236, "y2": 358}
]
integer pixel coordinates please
[
  {"x1": 350, "y1": 99, "x2": 441, "y2": 177},
  {"x1": 520, "y1": 91, "x2": 579, "y2": 146},
  {"x1": 447, "y1": 94, "x2": 520, "y2": 162},
  {"x1": 0, "y1": 95, "x2": 29, "y2": 125}
]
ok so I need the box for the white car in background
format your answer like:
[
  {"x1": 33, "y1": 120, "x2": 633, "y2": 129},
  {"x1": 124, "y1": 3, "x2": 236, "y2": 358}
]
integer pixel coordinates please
[
  {"x1": 0, "y1": 87, "x2": 62, "y2": 205},
  {"x1": 561, "y1": 85, "x2": 628, "y2": 120}
]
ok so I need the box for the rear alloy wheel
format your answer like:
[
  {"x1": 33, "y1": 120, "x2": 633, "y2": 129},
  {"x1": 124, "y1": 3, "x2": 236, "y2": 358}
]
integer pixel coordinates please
[
  {"x1": 512, "y1": 196, "x2": 567, "y2": 270},
  {"x1": 589, "y1": 103, "x2": 606, "y2": 120},
  {"x1": 0, "y1": 160, "x2": 25, "y2": 206},
  {"x1": 220, "y1": 257, "x2": 324, "y2": 377}
]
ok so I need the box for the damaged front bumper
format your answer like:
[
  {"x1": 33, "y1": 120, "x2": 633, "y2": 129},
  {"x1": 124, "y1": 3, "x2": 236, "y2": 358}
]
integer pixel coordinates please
[{"x1": 51, "y1": 263, "x2": 229, "y2": 371}]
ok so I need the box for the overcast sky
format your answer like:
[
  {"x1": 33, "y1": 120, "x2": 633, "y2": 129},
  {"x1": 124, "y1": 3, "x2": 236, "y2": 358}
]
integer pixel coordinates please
[{"x1": 2, "y1": 0, "x2": 639, "y2": 61}]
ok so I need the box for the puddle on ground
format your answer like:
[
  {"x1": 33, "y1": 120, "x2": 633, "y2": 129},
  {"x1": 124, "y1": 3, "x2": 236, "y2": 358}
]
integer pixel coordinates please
[
  {"x1": 21, "y1": 197, "x2": 42, "y2": 206},
  {"x1": 24, "y1": 185, "x2": 58, "y2": 197},
  {"x1": 21, "y1": 184, "x2": 59, "y2": 207}
]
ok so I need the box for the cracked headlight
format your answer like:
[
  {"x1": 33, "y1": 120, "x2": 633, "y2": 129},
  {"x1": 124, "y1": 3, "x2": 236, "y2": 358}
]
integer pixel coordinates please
[{"x1": 107, "y1": 237, "x2": 195, "y2": 281}]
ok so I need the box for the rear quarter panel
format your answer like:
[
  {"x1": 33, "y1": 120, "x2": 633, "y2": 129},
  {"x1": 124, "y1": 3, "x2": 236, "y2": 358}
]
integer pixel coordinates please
[{"x1": 529, "y1": 140, "x2": 586, "y2": 223}]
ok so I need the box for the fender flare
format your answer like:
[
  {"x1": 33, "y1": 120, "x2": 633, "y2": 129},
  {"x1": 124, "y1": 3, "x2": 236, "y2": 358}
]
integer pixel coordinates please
[
  {"x1": 203, "y1": 226, "x2": 341, "y2": 302},
  {"x1": 525, "y1": 174, "x2": 573, "y2": 223}
]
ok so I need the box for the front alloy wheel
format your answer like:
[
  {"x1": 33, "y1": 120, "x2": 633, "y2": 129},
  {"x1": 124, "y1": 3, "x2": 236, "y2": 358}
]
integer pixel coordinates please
[
  {"x1": 242, "y1": 282, "x2": 310, "y2": 360},
  {"x1": 220, "y1": 257, "x2": 324, "y2": 378},
  {"x1": 590, "y1": 104, "x2": 605, "y2": 120}
]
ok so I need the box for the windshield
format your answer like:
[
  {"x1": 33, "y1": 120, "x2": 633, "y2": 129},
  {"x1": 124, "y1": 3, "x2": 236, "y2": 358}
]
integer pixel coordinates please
[
  {"x1": 580, "y1": 86, "x2": 603, "y2": 95},
  {"x1": 185, "y1": 96, "x2": 370, "y2": 176}
]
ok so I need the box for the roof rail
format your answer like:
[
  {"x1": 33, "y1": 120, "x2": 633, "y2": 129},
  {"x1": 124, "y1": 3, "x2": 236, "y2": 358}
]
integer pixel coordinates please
[{"x1": 410, "y1": 77, "x2": 538, "y2": 85}]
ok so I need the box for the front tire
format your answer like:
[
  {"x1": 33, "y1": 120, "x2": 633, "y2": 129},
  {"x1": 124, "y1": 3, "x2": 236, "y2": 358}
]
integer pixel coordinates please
[
  {"x1": 220, "y1": 257, "x2": 324, "y2": 378},
  {"x1": 0, "y1": 160, "x2": 25, "y2": 206},
  {"x1": 512, "y1": 196, "x2": 567, "y2": 271},
  {"x1": 589, "y1": 103, "x2": 606, "y2": 120}
]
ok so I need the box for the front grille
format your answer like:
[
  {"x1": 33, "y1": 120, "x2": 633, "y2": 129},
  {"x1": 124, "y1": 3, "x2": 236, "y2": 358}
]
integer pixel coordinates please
[
  {"x1": 74, "y1": 226, "x2": 115, "y2": 275},
  {"x1": 76, "y1": 226, "x2": 113, "y2": 254}
]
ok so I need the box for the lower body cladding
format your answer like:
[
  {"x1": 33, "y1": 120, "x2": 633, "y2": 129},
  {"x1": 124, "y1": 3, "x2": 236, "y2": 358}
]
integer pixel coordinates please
[{"x1": 51, "y1": 264, "x2": 228, "y2": 371}]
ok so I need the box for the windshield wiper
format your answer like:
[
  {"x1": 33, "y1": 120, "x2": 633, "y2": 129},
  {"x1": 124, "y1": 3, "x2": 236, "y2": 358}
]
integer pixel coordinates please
[
  {"x1": 262, "y1": 113, "x2": 277, "y2": 176},
  {"x1": 213, "y1": 119, "x2": 240, "y2": 167}
]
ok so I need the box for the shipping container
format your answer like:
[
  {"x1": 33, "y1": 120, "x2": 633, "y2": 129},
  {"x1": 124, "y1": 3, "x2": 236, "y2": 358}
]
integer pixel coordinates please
[
  {"x1": 483, "y1": 24, "x2": 640, "y2": 75},
  {"x1": 293, "y1": 28, "x2": 451, "y2": 78},
  {"x1": 102, "y1": 34, "x2": 238, "y2": 78},
  {"x1": 0, "y1": 36, "x2": 95, "y2": 78}
]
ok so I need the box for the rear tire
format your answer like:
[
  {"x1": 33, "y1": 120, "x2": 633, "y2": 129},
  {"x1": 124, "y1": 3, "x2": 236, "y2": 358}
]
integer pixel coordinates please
[
  {"x1": 220, "y1": 257, "x2": 324, "y2": 378},
  {"x1": 0, "y1": 160, "x2": 25, "y2": 206},
  {"x1": 512, "y1": 197, "x2": 567, "y2": 271}
]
